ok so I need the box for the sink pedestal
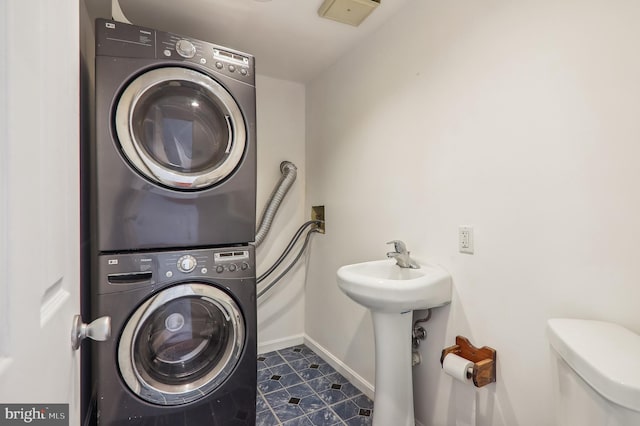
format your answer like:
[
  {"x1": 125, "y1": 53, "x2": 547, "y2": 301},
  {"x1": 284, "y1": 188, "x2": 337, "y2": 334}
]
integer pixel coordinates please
[
  {"x1": 371, "y1": 311, "x2": 415, "y2": 426},
  {"x1": 336, "y1": 258, "x2": 452, "y2": 426}
]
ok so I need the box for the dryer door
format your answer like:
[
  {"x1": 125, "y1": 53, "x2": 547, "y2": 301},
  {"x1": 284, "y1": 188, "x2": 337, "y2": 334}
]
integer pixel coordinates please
[
  {"x1": 118, "y1": 283, "x2": 245, "y2": 405},
  {"x1": 114, "y1": 67, "x2": 246, "y2": 190}
]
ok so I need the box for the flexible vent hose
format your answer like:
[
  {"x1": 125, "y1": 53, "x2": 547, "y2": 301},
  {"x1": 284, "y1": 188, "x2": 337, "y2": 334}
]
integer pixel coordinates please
[
  {"x1": 254, "y1": 161, "x2": 297, "y2": 247},
  {"x1": 111, "y1": 0, "x2": 133, "y2": 24}
]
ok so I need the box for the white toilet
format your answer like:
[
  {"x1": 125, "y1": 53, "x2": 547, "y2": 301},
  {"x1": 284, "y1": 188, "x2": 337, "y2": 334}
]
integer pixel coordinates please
[{"x1": 547, "y1": 318, "x2": 640, "y2": 426}]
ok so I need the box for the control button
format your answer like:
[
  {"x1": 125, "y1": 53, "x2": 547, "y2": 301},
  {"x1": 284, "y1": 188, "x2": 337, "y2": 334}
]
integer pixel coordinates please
[
  {"x1": 228, "y1": 65, "x2": 236, "y2": 73},
  {"x1": 163, "y1": 49, "x2": 172, "y2": 57},
  {"x1": 216, "y1": 265, "x2": 225, "y2": 273},
  {"x1": 215, "y1": 62, "x2": 224, "y2": 69},
  {"x1": 201, "y1": 267, "x2": 208, "y2": 274},
  {"x1": 240, "y1": 68, "x2": 248, "y2": 76},
  {"x1": 177, "y1": 255, "x2": 197, "y2": 273},
  {"x1": 175, "y1": 39, "x2": 196, "y2": 58},
  {"x1": 228, "y1": 264, "x2": 237, "y2": 272},
  {"x1": 241, "y1": 262, "x2": 249, "y2": 271},
  {"x1": 166, "y1": 271, "x2": 173, "y2": 278}
]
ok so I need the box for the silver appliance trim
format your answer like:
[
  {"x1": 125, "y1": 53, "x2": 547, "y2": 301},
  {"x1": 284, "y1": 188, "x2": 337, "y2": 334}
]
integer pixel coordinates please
[
  {"x1": 115, "y1": 67, "x2": 247, "y2": 190},
  {"x1": 117, "y1": 283, "x2": 245, "y2": 405}
]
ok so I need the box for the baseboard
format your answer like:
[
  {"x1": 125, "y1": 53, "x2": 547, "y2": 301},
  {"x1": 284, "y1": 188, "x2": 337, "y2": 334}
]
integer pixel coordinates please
[
  {"x1": 303, "y1": 334, "x2": 375, "y2": 400},
  {"x1": 257, "y1": 333, "x2": 305, "y2": 354}
]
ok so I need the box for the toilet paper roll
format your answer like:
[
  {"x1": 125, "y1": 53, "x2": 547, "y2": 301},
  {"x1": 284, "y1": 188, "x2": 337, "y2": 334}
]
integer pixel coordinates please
[{"x1": 443, "y1": 353, "x2": 474, "y2": 383}]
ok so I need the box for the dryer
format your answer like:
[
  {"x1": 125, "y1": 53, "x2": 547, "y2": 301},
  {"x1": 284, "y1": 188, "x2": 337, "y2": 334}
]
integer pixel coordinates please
[
  {"x1": 90, "y1": 19, "x2": 256, "y2": 252},
  {"x1": 91, "y1": 246, "x2": 256, "y2": 425}
]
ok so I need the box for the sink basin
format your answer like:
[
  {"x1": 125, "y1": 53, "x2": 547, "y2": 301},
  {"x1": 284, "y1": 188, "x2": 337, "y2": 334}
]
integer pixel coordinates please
[
  {"x1": 336, "y1": 258, "x2": 452, "y2": 425},
  {"x1": 337, "y1": 259, "x2": 451, "y2": 313}
]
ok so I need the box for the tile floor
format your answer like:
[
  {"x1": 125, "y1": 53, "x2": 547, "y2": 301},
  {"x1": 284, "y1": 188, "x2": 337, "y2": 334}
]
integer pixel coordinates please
[{"x1": 257, "y1": 345, "x2": 374, "y2": 426}]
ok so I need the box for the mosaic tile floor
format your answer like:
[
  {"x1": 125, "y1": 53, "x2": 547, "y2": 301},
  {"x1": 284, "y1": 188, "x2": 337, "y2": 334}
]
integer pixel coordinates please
[{"x1": 257, "y1": 345, "x2": 374, "y2": 426}]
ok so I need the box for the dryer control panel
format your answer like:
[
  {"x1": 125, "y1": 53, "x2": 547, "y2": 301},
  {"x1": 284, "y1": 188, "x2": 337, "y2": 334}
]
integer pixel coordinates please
[
  {"x1": 96, "y1": 18, "x2": 255, "y2": 85},
  {"x1": 158, "y1": 32, "x2": 254, "y2": 84}
]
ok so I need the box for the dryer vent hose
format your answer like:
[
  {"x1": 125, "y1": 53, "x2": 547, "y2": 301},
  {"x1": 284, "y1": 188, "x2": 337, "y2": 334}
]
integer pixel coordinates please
[
  {"x1": 254, "y1": 161, "x2": 297, "y2": 247},
  {"x1": 111, "y1": 0, "x2": 133, "y2": 24}
]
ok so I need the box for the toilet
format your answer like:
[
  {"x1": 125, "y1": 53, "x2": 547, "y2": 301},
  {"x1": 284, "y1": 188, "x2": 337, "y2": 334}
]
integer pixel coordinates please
[{"x1": 547, "y1": 318, "x2": 640, "y2": 426}]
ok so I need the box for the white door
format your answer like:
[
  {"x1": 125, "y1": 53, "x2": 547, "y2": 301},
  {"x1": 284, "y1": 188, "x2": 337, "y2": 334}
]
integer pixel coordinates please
[{"x1": 0, "y1": 0, "x2": 81, "y2": 425}]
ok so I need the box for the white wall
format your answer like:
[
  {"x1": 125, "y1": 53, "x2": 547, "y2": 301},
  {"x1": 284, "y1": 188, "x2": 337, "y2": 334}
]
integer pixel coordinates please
[
  {"x1": 305, "y1": 0, "x2": 640, "y2": 425},
  {"x1": 255, "y1": 75, "x2": 307, "y2": 349}
]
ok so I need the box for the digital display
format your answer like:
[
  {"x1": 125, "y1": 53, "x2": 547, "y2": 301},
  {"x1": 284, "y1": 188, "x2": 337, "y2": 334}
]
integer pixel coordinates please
[
  {"x1": 214, "y1": 251, "x2": 249, "y2": 262},
  {"x1": 213, "y1": 49, "x2": 249, "y2": 65}
]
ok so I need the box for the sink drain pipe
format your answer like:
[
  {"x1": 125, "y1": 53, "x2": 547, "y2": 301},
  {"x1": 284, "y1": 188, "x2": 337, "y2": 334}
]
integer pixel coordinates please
[
  {"x1": 254, "y1": 161, "x2": 297, "y2": 247},
  {"x1": 412, "y1": 309, "x2": 432, "y2": 366}
]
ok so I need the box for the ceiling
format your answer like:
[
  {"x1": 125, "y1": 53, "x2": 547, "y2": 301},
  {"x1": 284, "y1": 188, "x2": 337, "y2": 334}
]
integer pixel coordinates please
[{"x1": 116, "y1": 0, "x2": 410, "y2": 83}]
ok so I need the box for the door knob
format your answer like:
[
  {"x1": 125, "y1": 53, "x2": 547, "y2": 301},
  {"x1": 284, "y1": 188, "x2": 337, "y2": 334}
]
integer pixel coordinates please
[{"x1": 71, "y1": 315, "x2": 111, "y2": 350}]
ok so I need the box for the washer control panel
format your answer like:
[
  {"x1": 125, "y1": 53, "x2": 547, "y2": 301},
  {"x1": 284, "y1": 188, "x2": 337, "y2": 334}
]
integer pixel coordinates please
[
  {"x1": 161, "y1": 247, "x2": 253, "y2": 280},
  {"x1": 98, "y1": 245, "x2": 255, "y2": 294}
]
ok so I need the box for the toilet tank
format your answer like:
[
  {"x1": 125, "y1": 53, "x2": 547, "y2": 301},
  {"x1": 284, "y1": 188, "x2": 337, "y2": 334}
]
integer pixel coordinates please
[{"x1": 547, "y1": 319, "x2": 640, "y2": 426}]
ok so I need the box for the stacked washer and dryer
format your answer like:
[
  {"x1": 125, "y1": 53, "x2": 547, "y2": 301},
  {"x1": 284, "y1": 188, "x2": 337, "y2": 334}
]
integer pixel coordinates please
[{"x1": 83, "y1": 18, "x2": 257, "y2": 425}]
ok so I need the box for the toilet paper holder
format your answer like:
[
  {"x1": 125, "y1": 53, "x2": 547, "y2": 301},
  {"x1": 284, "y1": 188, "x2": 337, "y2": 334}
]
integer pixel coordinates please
[{"x1": 440, "y1": 335, "x2": 497, "y2": 387}]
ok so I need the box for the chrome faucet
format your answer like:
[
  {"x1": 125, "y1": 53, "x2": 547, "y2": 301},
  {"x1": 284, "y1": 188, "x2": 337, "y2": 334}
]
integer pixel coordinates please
[{"x1": 386, "y1": 240, "x2": 420, "y2": 269}]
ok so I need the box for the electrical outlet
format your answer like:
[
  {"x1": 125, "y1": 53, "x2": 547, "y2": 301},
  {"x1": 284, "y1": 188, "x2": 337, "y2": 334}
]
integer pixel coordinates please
[{"x1": 459, "y1": 226, "x2": 474, "y2": 254}]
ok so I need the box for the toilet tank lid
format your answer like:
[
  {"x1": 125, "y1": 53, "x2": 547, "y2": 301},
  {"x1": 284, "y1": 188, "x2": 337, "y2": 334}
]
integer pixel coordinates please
[{"x1": 547, "y1": 318, "x2": 640, "y2": 412}]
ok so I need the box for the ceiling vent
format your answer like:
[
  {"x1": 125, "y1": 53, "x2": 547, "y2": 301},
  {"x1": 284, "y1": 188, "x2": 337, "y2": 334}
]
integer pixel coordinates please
[{"x1": 318, "y1": 0, "x2": 381, "y2": 27}]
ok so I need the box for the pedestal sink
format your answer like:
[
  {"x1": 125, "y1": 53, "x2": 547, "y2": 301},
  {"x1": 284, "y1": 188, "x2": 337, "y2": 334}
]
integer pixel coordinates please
[{"x1": 337, "y1": 258, "x2": 451, "y2": 426}]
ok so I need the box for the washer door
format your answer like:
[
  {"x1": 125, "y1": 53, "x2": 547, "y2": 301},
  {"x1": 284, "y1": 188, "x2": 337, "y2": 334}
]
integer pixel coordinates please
[
  {"x1": 114, "y1": 67, "x2": 246, "y2": 190},
  {"x1": 118, "y1": 283, "x2": 245, "y2": 405}
]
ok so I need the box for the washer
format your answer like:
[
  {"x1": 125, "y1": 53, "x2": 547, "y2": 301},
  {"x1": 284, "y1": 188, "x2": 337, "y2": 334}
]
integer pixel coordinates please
[
  {"x1": 91, "y1": 19, "x2": 256, "y2": 252},
  {"x1": 91, "y1": 246, "x2": 256, "y2": 425}
]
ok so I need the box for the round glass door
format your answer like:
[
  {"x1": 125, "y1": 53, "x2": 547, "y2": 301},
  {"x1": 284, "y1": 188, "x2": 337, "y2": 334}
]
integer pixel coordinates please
[
  {"x1": 114, "y1": 67, "x2": 246, "y2": 190},
  {"x1": 118, "y1": 283, "x2": 245, "y2": 405}
]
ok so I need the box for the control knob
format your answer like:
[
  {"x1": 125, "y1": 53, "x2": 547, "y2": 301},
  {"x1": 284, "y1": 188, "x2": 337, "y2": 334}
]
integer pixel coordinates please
[
  {"x1": 175, "y1": 39, "x2": 196, "y2": 58},
  {"x1": 177, "y1": 255, "x2": 197, "y2": 273}
]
